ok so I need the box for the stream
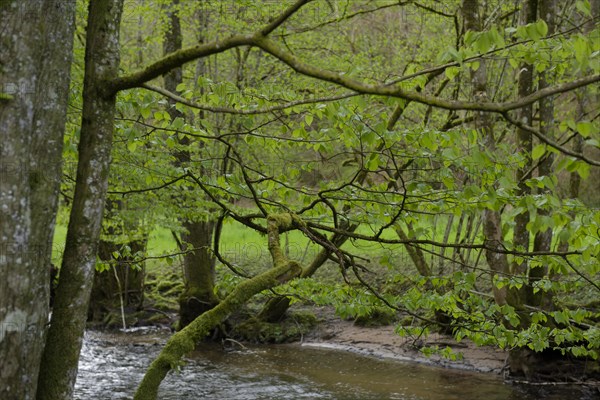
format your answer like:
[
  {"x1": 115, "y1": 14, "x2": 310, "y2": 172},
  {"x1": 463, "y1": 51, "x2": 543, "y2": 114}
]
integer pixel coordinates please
[{"x1": 74, "y1": 328, "x2": 597, "y2": 399}]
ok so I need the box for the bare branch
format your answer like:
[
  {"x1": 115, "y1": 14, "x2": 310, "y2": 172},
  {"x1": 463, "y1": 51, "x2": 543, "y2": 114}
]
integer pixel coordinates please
[
  {"x1": 107, "y1": 174, "x2": 188, "y2": 195},
  {"x1": 502, "y1": 112, "x2": 600, "y2": 166},
  {"x1": 259, "y1": 0, "x2": 313, "y2": 36},
  {"x1": 563, "y1": 256, "x2": 600, "y2": 292}
]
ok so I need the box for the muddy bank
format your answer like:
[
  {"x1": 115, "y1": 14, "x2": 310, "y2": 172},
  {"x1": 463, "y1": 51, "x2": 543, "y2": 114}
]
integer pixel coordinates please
[{"x1": 302, "y1": 307, "x2": 507, "y2": 374}]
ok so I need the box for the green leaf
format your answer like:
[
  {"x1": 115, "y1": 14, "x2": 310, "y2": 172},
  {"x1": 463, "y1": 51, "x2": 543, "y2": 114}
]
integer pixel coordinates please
[
  {"x1": 366, "y1": 153, "x2": 379, "y2": 170},
  {"x1": 447, "y1": 48, "x2": 462, "y2": 64},
  {"x1": 445, "y1": 66, "x2": 460, "y2": 80},
  {"x1": 127, "y1": 141, "x2": 138, "y2": 152},
  {"x1": 574, "y1": 36, "x2": 590, "y2": 67},
  {"x1": 362, "y1": 130, "x2": 376, "y2": 145},
  {"x1": 305, "y1": 114, "x2": 313, "y2": 127},
  {"x1": 576, "y1": 0, "x2": 592, "y2": 17},
  {"x1": 140, "y1": 106, "x2": 151, "y2": 119},
  {"x1": 532, "y1": 143, "x2": 546, "y2": 160},
  {"x1": 576, "y1": 121, "x2": 593, "y2": 138},
  {"x1": 475, "y1": 32, "x2": 492, "y2": 53},
  {"x1": 553, "y1": 310, "x2": 570, "y2": 325},
  {"x1": 171, "y1": 117, "x2": 184, "y2": 130},
  {"x1": 535, "y1": 19, "x2": 548, "y2": 38}
]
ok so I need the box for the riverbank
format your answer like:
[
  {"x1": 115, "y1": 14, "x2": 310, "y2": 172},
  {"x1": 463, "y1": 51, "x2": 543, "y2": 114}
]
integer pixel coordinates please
[{"x1": 302, "y1": 306, "x2": 507, "y2": 374}]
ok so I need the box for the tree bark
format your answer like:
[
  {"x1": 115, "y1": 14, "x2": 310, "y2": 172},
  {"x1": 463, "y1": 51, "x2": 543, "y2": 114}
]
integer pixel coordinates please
[
  {"x1": 512, "y1": 0, "x2": 537, "y2": 287},
  {"x1": 462, "y1": 0, "x2": 512, "y2": 307},
  {"x1": 530, "y1": 0, "x2": 556, "y2": 308},
  {"x1": 162, "y1": 0, "x2": 220, "y2": 330},
  {"x1": 37, "y1": 0, "x2": 124, "y2": 398},
  {"x1": 0, "y1": 1, "x2": 75, "y2": 398}
]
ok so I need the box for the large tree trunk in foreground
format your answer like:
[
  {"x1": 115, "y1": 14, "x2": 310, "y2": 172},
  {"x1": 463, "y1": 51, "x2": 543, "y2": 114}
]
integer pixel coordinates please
[
  {"x1": 135, "y1": 214, "x2": 302, "y2": 399},
  {"x1": 0, "y1": 1, "x2": 75, "y2": 398},
  {"x1": 37, "y1": 0, "x2": 124, "y2": 398}
]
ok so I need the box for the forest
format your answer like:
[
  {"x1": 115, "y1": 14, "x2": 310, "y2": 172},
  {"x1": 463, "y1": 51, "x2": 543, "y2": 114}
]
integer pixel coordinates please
[{"x1": 0, "y1": 0, "x2": 599, "y2": 399}]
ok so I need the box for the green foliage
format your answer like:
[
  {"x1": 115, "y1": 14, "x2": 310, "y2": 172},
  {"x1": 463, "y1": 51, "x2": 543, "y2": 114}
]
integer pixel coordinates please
[{"x1": 53, "y1": 0, "x2": 600, "y2": 372}]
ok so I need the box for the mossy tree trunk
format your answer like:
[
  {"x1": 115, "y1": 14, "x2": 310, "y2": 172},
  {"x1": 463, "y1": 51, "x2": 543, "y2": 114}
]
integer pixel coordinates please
[
  {"x1": 0, "y1": 1, "x2": 76, "y2": 398},
  {"x1": 37, "y1": 0, "x2": 124, "y2": 398},
  {"x1": 134, "y1": 214, "x2": 303, "y2": 399}
]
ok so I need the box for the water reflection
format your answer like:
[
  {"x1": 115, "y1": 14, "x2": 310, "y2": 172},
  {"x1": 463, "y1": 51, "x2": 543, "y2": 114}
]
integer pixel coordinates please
[{"x1": 74, "y1": 329, "x2": 596, "y2": 400}]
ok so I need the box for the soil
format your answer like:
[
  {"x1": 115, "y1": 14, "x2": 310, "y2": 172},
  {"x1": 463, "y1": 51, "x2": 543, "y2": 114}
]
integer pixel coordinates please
[{"x1": 301, "y1": 307, "x2": 508, "y2": 375}]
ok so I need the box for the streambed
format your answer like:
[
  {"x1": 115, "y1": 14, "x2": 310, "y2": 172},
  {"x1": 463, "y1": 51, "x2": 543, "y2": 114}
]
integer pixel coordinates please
[{"x1": 74, "y1": 329, "x2": 595, "y2": 399}]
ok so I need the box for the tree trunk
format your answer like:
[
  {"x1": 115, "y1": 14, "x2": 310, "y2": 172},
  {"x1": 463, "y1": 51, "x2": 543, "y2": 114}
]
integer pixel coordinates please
[
  {"x1": 462, "y1": 0, "x2": 514, "y2": 307},
  {"x1": 530, "y1": 0, "x2": 556, "y2": 308},
  {"x1": 0, "y1": 1, "x2": 75, "y2": 398},
  {"x1": 178, "y1": 221, "x2": 219, "y2": 328},
  {"x1": 511, "y1": 0, "x2": 537, "y2": 307},
  {"x1": 37, "y1": 0, "x2": 124, "y2": 398},
  {"x1": 162, "y1": 1, "x2": 219, "y2": 330},
  {"x1": 394, "y1": 223, "x2": 432, "y2": 277}
]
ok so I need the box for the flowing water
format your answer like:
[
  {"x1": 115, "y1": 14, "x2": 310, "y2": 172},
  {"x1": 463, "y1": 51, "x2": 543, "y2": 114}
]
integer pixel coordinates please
[{"x1": 74, "y1": 328, "x2": 597, "y2": 400}]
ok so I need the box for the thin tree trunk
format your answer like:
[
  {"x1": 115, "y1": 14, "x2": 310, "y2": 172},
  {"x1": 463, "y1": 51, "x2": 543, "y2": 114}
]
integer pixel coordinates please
[
  {"x1": 462, "y1": 0, "x2": 521, "y2": 310},
  {"x1": 0, "y1": 1, "x2": 75, "y2": 398},
  {"x1": 531, "y1": 0, "x2": 556, "y2": 308},
  {"x1": 89, "y1": 198, "x2": 148, "y2": 324},
  {"x1": 512, "y1": 0, "x2": 537, "y2": 274},
  {"x1": 394, "y1": 223, "x2": 432, "y2": 277},
  {"x1": 162, "y1": 0, "x2": 219, "y2": 330},
  {"x1": 178, "y1": 221, "x2": 219, "y2": 328},
  {"x1": 512, "y1": 0, "x2": 537, "y2": 307},
  {"x1": 37, "y1": 1, "x2": 124, "y2": 398},
  {"x1": 90, "y1": 232, "x2": 146, "y2": 326}
]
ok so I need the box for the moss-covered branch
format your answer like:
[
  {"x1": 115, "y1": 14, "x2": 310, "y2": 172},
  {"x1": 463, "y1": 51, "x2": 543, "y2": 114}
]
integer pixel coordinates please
[
  {"x1": 253, "y1": 36, "x2": 600, "y2": 113},
  {"x1": 109, "y1": 34, "x2": 255, "y2": 93},
  {"x1": 133, "y1": 214, "x2": 303, "y2": 400}
]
